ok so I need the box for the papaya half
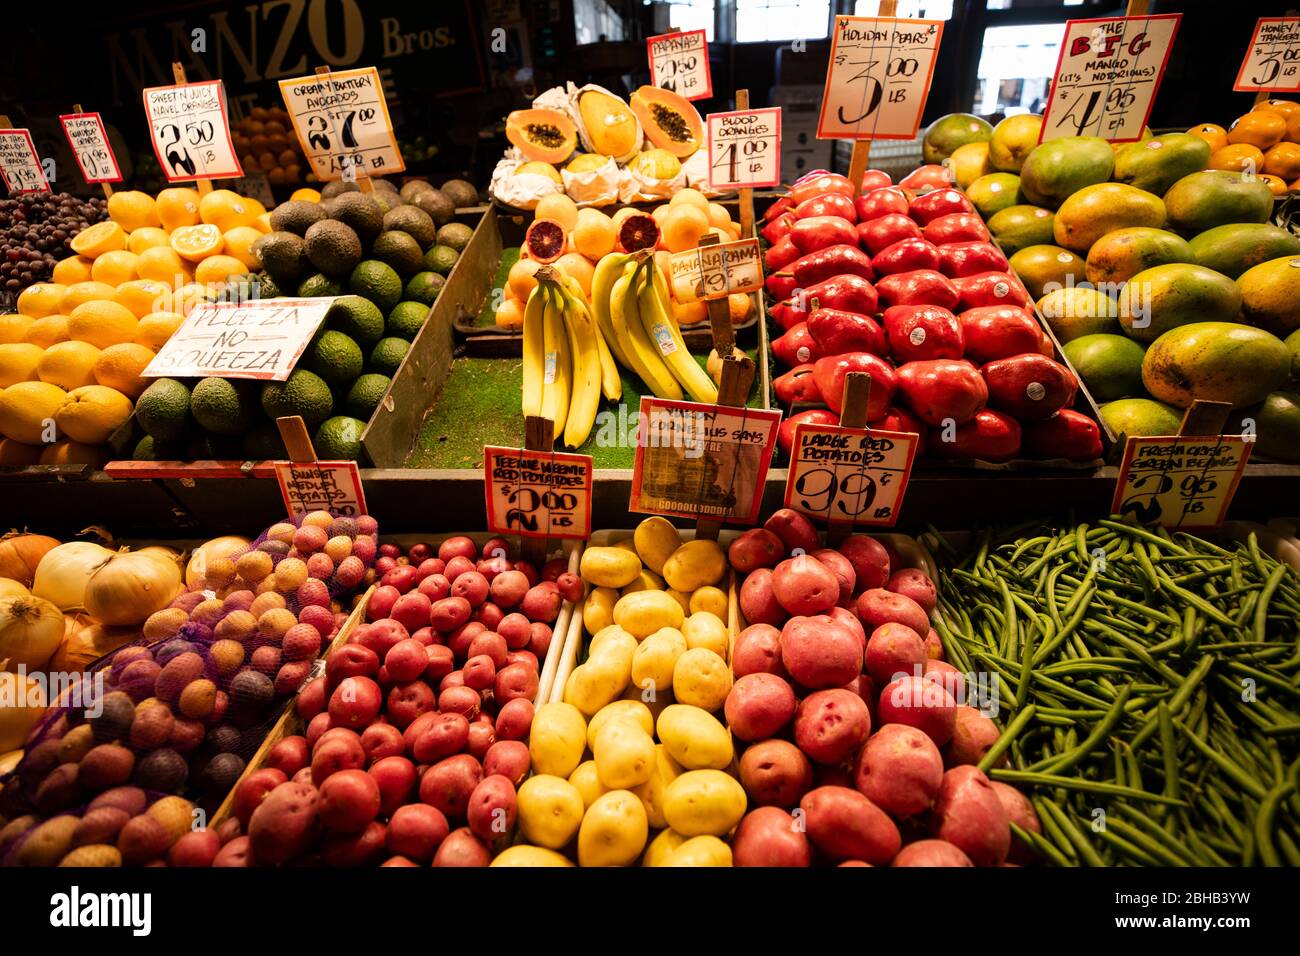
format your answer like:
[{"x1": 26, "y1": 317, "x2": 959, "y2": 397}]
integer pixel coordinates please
[
  {"x1": 506, "y1": 108, "x2": 578, "y2": 165},
  {"x1": 576, "y1": 86, "x2": 641, "y2": 163},
  {"x1": 630, "y1": 86, "x2": 703, "y2": 158}
]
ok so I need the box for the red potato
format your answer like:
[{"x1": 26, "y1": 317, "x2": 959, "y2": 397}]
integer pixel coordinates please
[
  {"x1": 360, "y1": 722, "x2": 406, "y2": 763},
  {"x1": 321, "y1": 820, "x2": 388, "y2": 867},
  {"x1": 467, "y1": 774, "x2": 517, "y2": 843},
  {"x1": 248, "y1": 781, "x2": 321, "y2": 865},
  {"x1": 462, "y1": 654, "x2": 496, "y2": 691},
  {"x1": 467, "y1": 630, "x2": 508, "y2": 668},
  {"x1": 554, "y1": 573, "x2": 584, "y2": 604},
  {"x1": 864, "y1": 622, "x2": 927, "y2": 685},
  {"x1": 430, "y1": 597, "x2": 472, "y2": 632},
  {"x1": 448, "y1": 622, "x2": 485, "y2": 659},
  {"x1": 267, "y1": 736, "x2": 310, "y2": 777},
  {"x1": 212, "y1": 835, "x2": 253, "y2": 867},
  {"x1": 327, "y1": 644, "x2": 379, "y2": 686},
  {"x1": 732, "y1": 624, "x2": 788, "y2": 679},
  {"x1": 439, "y1": 536, "x2": 477, "y2": 563},
  {"x1": 725, "y1": 673, "x2": 798, "y2": 742},
  {"x1": 990, "y1": 781, "x2": 1041, "y2": 865},
  {"x1": 477, "y1": 555, "x2": 511, "y2": 583},
  {"x1": 780, "y1": 615, "x2": 863, "y2": 689},
  {"x1": 483, "y1": 740, "x2": 531, "y2": 784},
  {"x1": 311, "y1": 733, "x2": 366, "y2": 786},
  {"x1": 932, "y1": 765, "x2": 1011, "y2": 866},
  {"x1": 732, "y1": 807, "x2": 813, "y2": 867},
  {"x1": 795, "y1": 689, "x2": 871, "y2": 765},
  {"x1": 772, "y1": 554, "x2": 840, "y2": 616},
  {"x1": 390, "y1": 592, "x2": 432, "y2": 634},
  {"x1": 811, "y1": 549, "x2": 856, "y2": 606},
  {"x1": 367, "y1": 585, "x2": 400, "y2": 621},
  {"x1": 413, "y1": 712, "x2": 470, "y2": 763},
  {"x1": 382, "y1": 565, "x2": 418, "y2": 593},
  {"x1": 386, "y1": 680, "x2": 437, "y2": 729},
  {"x1": 728, "y1": 528, "x2": 785, "y2": 574},
  {"x1": 444, "y1": 555, "x2": 476, "y2": 582},
  {"x1": 891, "y1": 839, "x2": 974, "y2": 867},
  {"x1": 418, "y1": 574, "x2": 451, "y2": 602},
  {"x1": 305, "y1": 712, "x2": 332, "y2": 750},
  {"x1": 857, "y1": 588, "x2": 931, "y2": 636},
  {"x1": 494, "y1": 697, "x2": 535, "y2": 741},
  {"x1": 827, "y1": 605, "x2": 867, "y2": 647},
  {"x1": 879, "y1": 675, "x2": 958, "y2": 746},
  {"x1": 432, "y1": 827, "x2": 491, "y2": 867},
  {"x1": 438, "y1": 685, "x2": 481, "y2": 721},
  {"x1": 232, "y1": 768, "x2": 288, "y2": 828},
  {"x1": 358, "y1": 619, "x2": 409, "y2": 659},
  {"x1": 419, "y1": 754, "x2": 483, "y2": 820},
  {"x1": 328, "y1": 676, "x2": 383, "y2": 729},
  {"x1": 527, "y1": 622, "x2": 554, "y2": 659},
  {"x1": 424, "y1": 643, "x2": 456, "y2": 681},
  {"x1": 451, "y1": 571, "x2": 490, "y2": 607},
  {"x1": 854, "y1": 724, "x2": 943, "y2": 817},
  {"x1": 946, "y1": 706, "x2": 1002, "y2": 768},
  {"x1": 521, "y1": 584, "x2": 562, "y2": 624},
  {"x1": 385, "y1": 639, "x2": 431, "y2": 683},
  {"x1": 296, "y1": 677, "x2": 327, "y2": 721},
  {"x1": 924, "y1": 628, "x2": 944, "y2": 661},
  {"x1": 369, "y1": 755, "x2": 418, "y2": 818},
  {"x1": 838, "y1": 535, "x2": 891, "y2": 593},
  {"x1": 740, "y1": 569, "x2": 787, "y2": 627},
  {"x1": 318, "y1": 768, "x2": 382, "y2": 833},
  {"x1": 763, "y1": 508, "x2": 819, "y2": 556},
  {"x1": 738, "y1": 739, "x2": 814, "y2": 808},
  {"x1": 466, "y1": 721, "x2": 496, "y2": 760},
  {"x1": 168, "y1": 828, "x2": 222, "y2": 867},
  {"x1": 497, "y1": 612, "x2": 532, "y2": 650},
  {"x1": 387, "y1": 803, "x2": 449, "y2": 862},
  {"x1": 887, "y1": 567, "x2": 936, "y2": 614},
  {"x1": 800, "y1": 786, "x2": 901, "y2": 864},
  {"x1": 72, "y1": 808, "x2": 131, "y2": 848},
  {"x1": 922, "y1": 659, "x2": 966, "y2": 702}
]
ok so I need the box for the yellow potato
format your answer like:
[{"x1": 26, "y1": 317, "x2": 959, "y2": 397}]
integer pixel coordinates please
[
  {"x1": 633, "y1": 516, "x2": 682, "y2": 574},
  {"x1": 662, "y1": 539, "x2": 727, "y2": 592},
  {"x1": 586, "y1": 699, "x2": 654, "y2": 750},
  {"x1": 682, "y1": 611, "x2": 728, "y2": 658},
  {"x1": 568, "y1": 760, "x2": 610, "y2": 810},
  {"x1": 491, "y1": 845, "x2": 574, "y2": 866},
  {"x1": 613, "y1": 539, "x2": 638, "y2": 554},
  {"x1": 588, "y1": 624, "x2": 638, "y2": 661},
  {"x1": 620, "y1": 569, "x2": 665, "y2": 596},
  {"x1": 672, "y1": 647, "x2": 733, "y2": 712},
  {"x1": 613, "y1": 589, "x2": 685, "y2": 639},
  {"x1": 631, "y1": 626, "x2": 688, "y2": 692},
  {"x1": 517, "y1": 775, "x2": 585, "y2": 849},
  {"x1": 667, "y1": 835, "x2": 733, "y2": 867},
  {"x1": 620, "y1": 679, "x2": 672, "y2": 723},
  {"x1": 656, "y1": 704, "x2": 733, "y2": 770},
  {"x1": 689, "y1": 586, "x2": 728, "y2": 619},
  {"x1": 631, "y1": 744, "x2": 684, "y2": 829},
  {"x1": 642, "y1": 827, "x2": 687, "y2": 867},
  {"x1": 663, "y1": 770, "x2": 748, "y2": 837},
  {"x1": 564, "y1": 658, "x2": 629, "y2": 717},
  {"x1": 594, "y1": 717, "x2": 656, "y2": 788},
  {"x1": 583, "y1": 586, "x2": 618, "y2": 635},
  {"x1": 665, "y1": 588, "x2": 692, "y2": 615},
  {"x1": 529, "y1": 702, "x2": 587, "y2": 777},
  {"x1": 578, "y1": 790, "x2": 649, "y2": 867},
  {"x1": 580, "y1": 545, "x2": 642, "y2": 588}
]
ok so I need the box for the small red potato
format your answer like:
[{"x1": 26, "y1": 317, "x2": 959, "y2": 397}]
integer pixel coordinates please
[
  {"x1": 497, "y1": 612, "x2": 532, "y2": 650},
  {"x1": 437, "y1": 685, "x2": 481, "y2": 720},
  {"x1": 738, "y1": 739, "x2": 814, "y2": 808},
  {"x1": 467, "y1": 629, "x2": 509, "y2": 668},
  {"x1": 763, "y1": 508, "x2": 819, "y2": 555},
  {"x1": 891, "y1": 839, "x2": 973, "y2": 867},
  {"x1": 357, "y1": 618, "x2": 409, "y2": 658},
  {"x1": 386, "y1": 680, "x2": 437, "y2": 730},
  {"x1": 233, "y1": 767, "x2": 289, "y2": 827},
  {"x1": 419, "y1": 753, "x2": 483, "y2": 820},
  {"x1": 772, "y1": 554, "x2": 841, "y2": 616},
  {"x1": 366, "y1": 585, "x2": 400, "y2": 621},
  {"x1": 857, "y1": 588, "x2": 930, "y2": 635},
  {"x1": 521, "y1": 583, "x2": 562, "y2": 623},
  {"x1": 990, "y1": 780, "x2": 1040, "y2": 865},
  {"x1": 311, "y1": 732, "x2": 366, "y2": 786},
  {"x1": 444, "y1": 555, "x2": 476, "y2": 582},
  {"x1": 248, "y1": 781, "x2": 321, "y2": 865},
  {"x1": 728, "y1": 528, "x2": 785, "y2": 574},
  {"x1": 452, "y1": 570, "x2": 490, "y2": 607},
  {"x1": 527, "y1": 622, "x2": 553, "y2": 658},
  {"x1": 296, "y1": 677, "x2": 327, "y2": 721},
  {"x1": 429, "y1": 596, "x2": 472, "y2": 632},
  {"x1": 495, "y1": 697, "x2": 535, "y2": 741},
  {"x1": 387, "y1": 803, "x2": 450, "y2": 862},
  {"x1": 369, "y1": 755, "x2": 418, "y2": 818},
  {"x1": 838, "y1": 535, "x2": 891, "y2": 592},
  {"x1": 854, "y1": 724, "x2": 943, "y2": 817},
  {"x1": 424, "y1": 644, "x2": 455, "y2": 681},
  {"x1": 413, "y1": 712, "x2": 470, "y2": 763},
  {"x1": 865, "y1": 621, "x2": 926, "y2": 685},
  {"x1": 732, "y1": 624, "x2": 787, "y2": 679},
  {"x1": 212, "y1": 835, "x2": 252, "y2": 867},
  {"x1": 391, "y1": 592, "x2": 433, "y2": 634},
  {"x1": 385, "y1": 638, "x2": 431, "y2": 683},
  {"x1": 328, "y1": 676, "x2": 383, "y2": 729},
  {"x1": 418, "y1": 573, "x2": 451, "y2": 602},
  {"x1": 879, "y1": 675, "x2": 957, "y2": 745},
  {"x1": 800, "y1": 786, "x2": 901, "y2": 864},
  {"x1": 360, "y1": 722, "x2": 405, "y2": 763},
  {"x1": 812, "y1": 548, "x2": 856, "y2": 605},
  {"x1": 732, "y1": 807, "x2": 813, "y2": 867},
  {"x1": 794, "y1": 689, "x2": 872, "y2": 765},
  {"x1": 462, "y1": 654, "x2": 497, "y2": 690},
  {"x1": 924, "y1": 628, "x2": 944, "y2": 661},
  {"x1": 432, "y1": 827, "x2": 491, "y2": 867},
  {"x1": 494, "y1": 662, "x2": 539, "y2": 705},
  {"x1": 489, "y1": 570, "x2": 530, "y2": 609},
  {"x1": 473, "y1": 601, "x2": 504, "y2": 631},
  {"x1": 945, "y1": 705, "x2": 1001, "y2": 767},
  {"x1": 467, "y1": 773, "x2": 517, "y2": 842},
  {"x1": 483, "y1": 740, "x2": 531, "y2": 784},
  {"x1": 327, "y1": 644, "x2": 379, "y2": 685},
  {"x1": 932, "y1": 765, "x2": 1011, "y2": 866},
  {"x1": 725, "y1": 673, "x2": 798, "y2": 742},
  {"x1": 554, "y1": 572, "x2": 584, "y2": 604},
  {"x1": 168, "y1": 828, "x2": 222, "y2": 867},
  {"x1": 922, "y1": 659, "x2": 965, "y2": 701},
  {"x1": 740, "y1": 568, "x2": 786, "y2": 627},
  {"x1": 887, "y1": 567, "x2": 937, "y2": 614},
  {"x1": 780, "y1": 614, "x2": 862, "y2": 689},
  {"x1": 318, "y1": 768, "x2": 382, "y2": 833},
  {"x1": 466, "y1": 721, "x2": 496, "y2": 761},
  {"x1": 438, "y1": 536, "x2": 477, "y2": 563}
]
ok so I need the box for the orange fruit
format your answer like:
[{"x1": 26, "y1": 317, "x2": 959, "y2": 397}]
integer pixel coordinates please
[
  {"x1": 728, "y1": 292, "x2": 752, "y2": 323},
  {"x1": 0, "y1": 315, "x2": 34, "y2": 345},
  {"x1": 127, "y1": 227, "x2": 171, "y2": 255},
  {"x1": 173, "y1": 282, "x2": 217, "y2": 316},
  {"x1": 495, "y1": 298, "x2": 524, "y2": 329},
  {"x1": 36, "y1": 340, "x2": 101, "y2": 390},
  {"x1": 156, "y1": 187, "x2": 202, "y2": 230},
  {"x1": 222, "y1": 226, "x2": 264, "y2": 270},
  {"x1": 90, "y1": 249, "x2": 140, "y2": 286},
  {"x1": 107, "y1": 191, "x2": 161, "y2": 231},
  {"x1": 23, "y1": 315, "x2": 70, "y2": 348},
  {"x1": 554, "y1": 252, "x2": 595, "y2": 297},
  {"x1": 69, "y1": 221, "x2": 127, "y2": 259},
  {"x1": 660, "y1": 204, "x2": 710, "y2": 253},
  {"x1": 1209, "y1": 143, "x2": 1266, "y2": 174},
  {"x1": 198, "y1": 189, "x2": 264, "y2": 231},
  {"x1": 507, "y1": 258, "x2": 543, "y2": 301},
  {"x1": 1286, "y1": 112, "x2": 1300, "y2": 145},
  {"x1": 136, "y1": 246, "x2": 190, "y2": 287},
  {"x1": 0, "y1": 343, "x2": 43, "y2": 388},
  {"x1": 1186, "y1": 123, "x2": 1227, "y2": 153},
  {"x1": 39, "y1": 441, "x2": 108, "y2": 467},
  {"x1": 93, "y1": 343, "x2": 156, "y2": 397},
  {"x1": 194, "y1": 255, "x2": 248, "y2": 286},
  {"x1": 170, "y1": 224, "x2": 224, "y2": 262},
  {"x1": 671, "y1": 297, "x2": 707, "y2": 326},
  {"x1": 534, "y1": 193, "x2": 579, "y2": 233},
  {"x1": 134, "y1": 312, "x2": 184, "y2": 350},
  {"x1": 113, "y1": 279, "x2": 173, "y2": 318},
  {"x1": 1259, "y1": 173, "x2": 1289, "y2": 196},
  {"x1": 1263, "y1": 141, "x2": 1300, "y2": 180},
  {"x1": 706, "y1": 203, "x2": 733, "y2": 229},
  {"x1": 16, "y1": 283, "x2": 67, "y2": 318},
  {"x1": 60, "y1": 281, "x2": 118, "y2": 311},
  {"x1": 54, "y1": 385, "x2": 134, "y2": 444},
  {"x1": 51, "y1": 255, "x2": 94, "y2": 285},
  {"x1": 1227, "y1": 111, "x2": 1286, "y2": 149},
  {"x1": 1254, "y1": 99, "x2": 1300, "y2": 120},
  {"x1": 67, "y1": 300, "x2": 138, "y2": 349}
]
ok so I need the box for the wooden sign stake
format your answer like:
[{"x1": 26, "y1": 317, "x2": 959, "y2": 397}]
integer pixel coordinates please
[
  {"x1": 74, "y1": 103, "x2": 113, "y2": 199},
  {"x1": 1176, "y1": 400, "x2": 1232, "y2": 438},
  {"x1": 694, "y1": 355, "x2": 757, "y2": 543},
  {"x1": 0, "y1": 116, "x2": 9, "y2": 130},
  {"x1": 521, "y1": 415, "x2": 555, "y2": 566},
  {"x1": 275, "y1": 415, "x2": 318, "y2": 463},
  {"x1": 171, "y1": 63, "x2": 213, "y2": 196},
  {"x1": 846, "y1": 0, "x2": 897, "y2": 195},
  {"x1": 696, "y1": 232, "x2": 736, "y2": 357},
  {"x1": 838, "y1": 371, "x2": 873, "y2": 429},
  {"x1": 735, "y1": 88, "x2": 756, "y2": 238},
  {"x1": 316, "y1": 66, "x2": 374, "y2": 193}
]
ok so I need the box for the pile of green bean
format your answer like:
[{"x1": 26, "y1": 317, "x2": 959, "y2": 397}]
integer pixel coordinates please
[{"x1": 928, "y1": 518, "x2": 1300, "y2": 867}]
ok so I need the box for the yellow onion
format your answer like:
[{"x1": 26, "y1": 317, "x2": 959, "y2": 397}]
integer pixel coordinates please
[
  {"x1": 0, "y1": 533, "x2": 60, "y2": 586},
  {"x1": 49, "y1": 613, "x2": 139, "y2": 673},
  {"x1": 0, "y1": 578, "x2": 29, "y2": 601},
  {"x1": 32, "y1": 541, "x2": 115, "y2": 611},
  {"x1": 0, "y1": 670, "x2": 47, "y2": 751},
  {"x1": 0, "y1": 594, "x2": 65, "y2": 672},
  {"x1": 83, "y1": 548, "x2": 184, "y2": 626},
  {"x1": 186, "y1": 535, "x2": 251, "y2": 589}
]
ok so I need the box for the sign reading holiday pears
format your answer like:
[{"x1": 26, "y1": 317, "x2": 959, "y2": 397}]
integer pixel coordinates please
[
  {"x1": 142, "y1": 79, "x2": 243, "y2": 181},
  {"x1": 1235, "y1": 17, "x2": 1300, "y2": 93},
  {"x1": 279, "y1": 67, "x2": 404, "y2": 182},
  {"x1": 59, "y1": 113, "x2": 122, "y2": 184}
]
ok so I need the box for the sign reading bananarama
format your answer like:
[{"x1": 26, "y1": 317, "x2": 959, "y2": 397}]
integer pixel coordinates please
[
  {"x1": 670, "y1": 238, "x2": 762, "y2": 303},
  {"x1": 279, "y1": 67, "x2": 404, "y2": 182}
]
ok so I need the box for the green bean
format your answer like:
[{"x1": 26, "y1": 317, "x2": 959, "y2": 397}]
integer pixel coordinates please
[
  {"x1": 1104, "y1": 817, "x2": 1191, "y2": 866},
  {"x1": 1254, "y1": 564, "x2": 1288, "y2": 644},
  {"x1": 989, "y1": 769, "x2": 1188, "y2": 806},
  {"x1": 1175, "y1": 719, "x2": 1268, "y2": 800},
  {"x1": 1095, "y1": 826, "x2": 1161, "y2": 866},
  {"x1": 978, "y1": 704, "x2": 1036, "y2": 774},
  {"x1": 1011, "y1": 822, "x2": 1074, "y2": 867},
  {"x1": 1037, "y1": 799, "x2": 1106, "y2": 867},
  {"x1": 1253, "y1": 774, "x2": 1297, "y2": 867}
]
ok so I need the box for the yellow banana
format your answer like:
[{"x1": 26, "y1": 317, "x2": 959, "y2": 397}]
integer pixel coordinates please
[
  {"x1": 590, "y1": 251, "x2": 634, "y2": 369},
  {"x1": 611, "y1": 262, "x2": 682, "y2": 400},
  {"x1": 521, "y1": 283, "x2": 546, "y2": 418},
  {"x1": 558, "y1": 284, "x2": 602, "y2": 449},
  {"x1": 642, "y1": 259, "x2": 720, "y2": 403},
  {"x1": 559, "y1": 272, "x2": 620, "y2": 402},
  {"x1": 539, "y1": 279, "x2": 571, "y2": 436}
]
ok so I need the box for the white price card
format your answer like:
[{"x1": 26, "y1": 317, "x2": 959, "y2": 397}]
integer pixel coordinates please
[
  {"x1": 670, "y1": 238, "x2": 763, "y2": 303},
  {"x1": 1111, "y1": 435, "x2": 1251, "y2": 531},
  {"x1": 0, "y1": 129, "x2": 50, "y2": 195},
  {"x1": 279, "y1": 67, "x2": 405, "y2": 182},
  {"x1": 1039, "y1": 14, "x2": 1182, "y2": 144},
  {"x1": 143, "y1": 80, "x2": 243, "y2": 181},
  {"x1": 784, "y1": 423, "x2": 919, "y2": 528},
  {"x1": 143, "y1": 297, "x2": 336, "y2": 382},
  {"x1": 706, "y1": 108, "x2": 781, "y2": 190},
  {"x1": 818, "y1": 15, "x2": 944, "y2": 140},
  {"x1": 1235, "y1": 18, "x2": 1300, "y2": 93},
  {"x1": 647, "y1": 29, "x2": 712, "y2": 101},
  {"x1": 59, "y1": 113, "x2": 122, "y2": 184},
  {"x1": 275, "y1": 460, "x2": 367, "y2": 518},
  {"x1": 483, "y1": 447, "x2": 593, "y2": 540}
]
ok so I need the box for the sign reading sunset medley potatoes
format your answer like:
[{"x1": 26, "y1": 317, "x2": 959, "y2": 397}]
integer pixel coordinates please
[
  {"x1": 784, "y1": 423, "x2": 919, "y2": 528},
  {"x1": 279, "y1": 67, "x2": 405, "y2": 181},
  {"x1": 647, "y1": 29, "x2": 712, "y2": 101},
  {"x1": 1235, "y1": 17, "x2": 1300, "y2": 93},
  {"x1": 1111, "y1": 435, "x2": 1251, "y2": 530},
  {"x1": 818, "y1": 15, "x2": 944, "y2": 140},
  {"x1": 706, "y1": 108, "x2": 781, "y2": 190},
  {"x1": 483, "y1": 447, "x2": 592, "y2": 540},
  {"x1": 142, "y1": 80, "x2": 243, "y2": 181},
  {"x1": 0, "y1": 129, "x2": 50, "y2": 195},
  {"x1": 275, "y1": 461, "x2": 367, "y2": 517},
  {"x1": 59, "y1": 113, "x2": 122, "y2": 184}
]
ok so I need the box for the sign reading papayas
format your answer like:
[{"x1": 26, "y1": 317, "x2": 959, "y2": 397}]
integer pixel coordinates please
[
  {"x1": 647, "y1": 29, "x2": 712, "y2": 101},
  {"x1": 279, "y1": 67, "x2": 405, "y2": 181},
  {"x1": 1235, "y1": 17, "x2": 1300, "y2": 93},
  {"x1": 142, "y1": 80, "x2": 243, "y2": 181}
]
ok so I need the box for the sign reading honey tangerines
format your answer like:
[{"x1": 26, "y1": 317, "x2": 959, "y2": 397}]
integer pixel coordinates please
[
  {"x1": 143, "y1": 298, "x2": 336, "y2": 381},
  {"x1": 1111, "y1": 435, "x2": 1251, "y2": 530},
  {"x1": 647, "y1": 29, "x2": 712, "y2": 101},
  {"x1": 706, "y1": 108, "x2": 781, "y2": 190},
  {"x1": 59, "y1": 113, "x2": 122, "y2": 185},
  {"x1": 0, "y1": 128, "x2": 50, "y2": 195},
  {"x1": 143, "y1": 80, "x2": 243, "y2": 182},
  {"x1": 1039, "y1": 14, "x2": 1182, "y2": 143},
  {"x1": 818, "y1": 16, "x2": 944, "y2": 140},
  {"x1": 670, "y1": 238, "x2": 762, "y2": 303},
  {"x1": 784, "y1": 423, "x2": 919, "y2": 528},
  {"x1": 1235, "y1": 18, "x2": 1300, "y2": 93},
  {"x1": 279, "y1": 67, "x2": 404, "y2": 182},
  {"x1": 275, "y1": 460, "x2": 368, "y2": 517},
  {"x1": 483, "y1": 446, "x2": 593, "y2": 540}
]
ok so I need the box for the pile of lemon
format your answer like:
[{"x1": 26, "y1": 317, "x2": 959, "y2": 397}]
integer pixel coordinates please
[{"x1": 0, "y1": 187, "x2": 273, "y2": 467}]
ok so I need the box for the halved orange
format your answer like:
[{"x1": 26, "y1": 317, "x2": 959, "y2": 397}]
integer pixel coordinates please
[{"x1": 170, "y1": 224, "x2": 224, "y2": 262}]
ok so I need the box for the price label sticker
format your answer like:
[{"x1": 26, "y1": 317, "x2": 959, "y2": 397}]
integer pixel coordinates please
[
  {"x1": 670, "y1": 238, "x2": 762, "y2": 303},
  {"x1": 483, "y1": 447, "x2": 593, "y2": 540},
  {"x1": 279, "y1": 67, "x2": 405, "y2": 182},
  {"x1": 647, "y1": 29, "x2": 712, "y2": 101},
  {"x1": 630, "y1": 397, "x2": 781, "y2": 525},
  {"x1": 706, "y1": 108, "x2": 781, "y2": 190},
  {"x1": 1040, "y1": 14, "x2": 1182, "y2": 143},
  {"x1": 1235, "y1": 17, "x2": 1300, "y2": 93},
  {"x1": 1110, "y1": 435, "x2": 1251, "y2": 530},
  {"x1": 0, "y1": 129, "x2": 51, "y2": 195},
  {"x1": 784, "y1": 423, "x2": 919, "y2": 528},
  {"x1": 818, "y1": 15, "x2": 944, "y2": 140},
  {"x1": 142, "y1": 79, "x2": 243, "y2": 181},
  {"x1": 143, "y1": 297, "x2": 335, "y2": 381},
  {"x1": 59, "y1": 113, "x2": 122, "y2": 185},
  {"x1": 275, "y1": 460, "x2": 367, "y2": 518}
]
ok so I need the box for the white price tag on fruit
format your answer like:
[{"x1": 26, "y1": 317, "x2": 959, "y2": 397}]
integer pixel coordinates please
[
  {"x1": 143, "y1": 298, "x2": 336, "y2": 382},
  {"x1": 279, "y1": 67, "x2": 405, "y2": 182},
  {"x1": 647, "y1": 29, "x2": 712, "y2": 101},
  {"x1": 59, "y1": 113, "x2": 122, "y2": 184},
  {"x1": 706, "y1": 108, "x2": 781, "y2": 190},
  {"x1": 1111, "y1": 435, "x2": 1251, "y2": 530},
  {"x1": 818, "y1": 15, "x2": 945, "y2": 140},
  {"x1": 670, "y1": 238, "x2": 762, "y2": 303},
  {"x1": 483, "y1": 446, "x2": 593, "y2": 540},
  {"x1": 784, "y1": 423, "x2": 919, "y2": 528},
  {"x1": 142, "y1": 80, "x2": 243, "y2": 181},
  {"x1": 1235, "y1": 17, "x2": 1300, "y2": 93},
  {"x1": 275, "y1": 460, "x2": 367, "y2": 517},
  {"x1": 0, "y1": 129, "x2": 50, "y2": 195},
  {"x1": 1040, "y1": 14, "x2": 1182, "y2": 143}
]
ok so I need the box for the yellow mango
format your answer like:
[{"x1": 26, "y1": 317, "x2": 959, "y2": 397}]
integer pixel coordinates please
[
  {"x1": 580, "y1": 545, "x2": 642, "y2": 588},
  {"x1": 662, "y1": 539, "x2": 727, "y2": 592},
  {"x1": 633, "y1": 516, "x2": 682, "y2": 574},
  {"x1": 663, "y1": 770, "x2": 747, "y2": 837},
  {"x1": 613, "y1": 589, "x2": 685, "y2": 639},
  {"x1": 656, "y1": 704, "x2": 733, "y2": 770}
]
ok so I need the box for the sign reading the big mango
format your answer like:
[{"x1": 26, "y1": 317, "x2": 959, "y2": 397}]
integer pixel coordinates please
[
  {"x1": 1111, "y1": 435, "x2": 1251, "y2": 530},
  {"x1": 1235, "y1": 18, "x2": 1300, "y2": 93},
  {"x1": 279, "y1": 67, "x2": 405, "y2": 182},
  {"x1": 817, "y1": 16, "x2": 944, "y2": 141},
  {"x1": 1039, "y1": 14, "x2": 1182, "y2": 144}
]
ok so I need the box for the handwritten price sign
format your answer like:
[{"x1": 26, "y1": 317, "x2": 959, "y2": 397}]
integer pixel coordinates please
[
  {"x1": 59, "y1": 113, "x2": 122, "y2": 184},
  {"x1": 647, "y1": 30, "x2": 712, "y2": 101},
  {"x1": 143, "y1": 80, "x2": 242, "y2": 181},
  {"x1": 1235, "y1": 18, "x2": 1300, "y2": 93},
  {"x1": 818, "y1": 15, "x2": 944, "y2": 140},
  {"x1": 784, "y1": 423, "x2": 919, "y2": 528},
  {"x1": 275, "y1": 461, "x2": 367, "y2": 518},
  {"x1": 706, "y1": 108, "x2": 780, "y2": 190},
  {"x1": 0, "y1": 129, "x2": 50, "y2": 195},
  {"x1": 1040, "y1": 14, "x2": 1182, "y2": 143},
  {"x1": 280, "y1": 67, "x2": 405, "y2": 181},
  {"x1": 1111, "y1": 435, "x2": 1251, "y2": 530},
  {"x1": 483, "y1": 447, "x2": 592, "y2": 540},
  {"x1": 669, "y1": 238, "x2": 762, "y2": 303}
]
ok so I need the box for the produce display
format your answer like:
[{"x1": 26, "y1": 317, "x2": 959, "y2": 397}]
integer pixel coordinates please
[
  {"x1": 0, "y1": 192, "x2": 107, "y2": 295},
  {"x1": 232, "y1": 104, "x2": 310, "y2": 188}
]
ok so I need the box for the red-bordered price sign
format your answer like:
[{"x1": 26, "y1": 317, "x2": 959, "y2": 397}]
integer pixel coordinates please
[
  {"x1": 1110, "y1": 435, "x2": 1251, "y2": 530},
  {"x1": 279, "y1": 67, "x2": 405, "y2": 182},
  {"x1": 706, "y1": 108, "x2": 781, "y2": 190},
  {"x1": 1235, "y1": 17, "x2": 1300, "y2": 93},
  {"x1": 669, "y1": 238, "x2": 762, "y2": 303},
  {"x1": 784, "y1": 423, "x2": 919, "y2": 528},
  {"x1": 142, "y1": 79, "x2": 243, "y2": 181},
  {"x1": 647, "y1": 29, "x2": 712, "y2": 101},
  {"x1": 0, "y1": 129, "x2": 50, "y2": 195},
  {"x1": 484, "y1": 446, "x2": 593, "y2": 540},
  {"x1": 1039, "y1": 14, "x2": 1181, "y2": 143},
  {"x1": 59, "y1": 113, "x2": 122, "y2": 184},
  {"x1": 275, "y1": 460, "x2": 368, "y2": 517}
]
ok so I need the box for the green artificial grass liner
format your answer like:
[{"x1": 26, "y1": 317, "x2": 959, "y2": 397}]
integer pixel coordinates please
[{"x1": 473, "y1": 247, "x2": 522, "y2": 329}]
